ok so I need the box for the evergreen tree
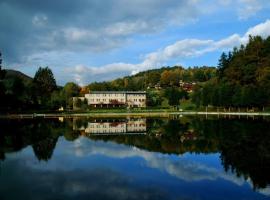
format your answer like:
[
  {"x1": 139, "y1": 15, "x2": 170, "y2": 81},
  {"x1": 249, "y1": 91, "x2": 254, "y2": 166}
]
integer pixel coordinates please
[{"x1": 33, "y1": 67, "x2": 57, "y2": 106}]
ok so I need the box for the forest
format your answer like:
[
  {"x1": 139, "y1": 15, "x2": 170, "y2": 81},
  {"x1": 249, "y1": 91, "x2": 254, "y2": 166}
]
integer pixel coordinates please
[{"x1": 192, "y1": 35, "x2": 270, "y2": 110}]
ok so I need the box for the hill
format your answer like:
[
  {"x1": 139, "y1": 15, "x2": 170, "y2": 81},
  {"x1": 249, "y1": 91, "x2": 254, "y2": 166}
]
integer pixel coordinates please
[
  {"x1": 4, "y1": 69, "x2": 32, "y2": 84},
  {"x1": 87, "y1": 66, "x2": 217, "y2": 91}
]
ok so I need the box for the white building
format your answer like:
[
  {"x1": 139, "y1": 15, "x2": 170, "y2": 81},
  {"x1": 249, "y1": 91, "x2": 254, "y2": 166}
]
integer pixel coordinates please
[{"x1": 84, "y1": 91, "x2": 147, "y2": 108}]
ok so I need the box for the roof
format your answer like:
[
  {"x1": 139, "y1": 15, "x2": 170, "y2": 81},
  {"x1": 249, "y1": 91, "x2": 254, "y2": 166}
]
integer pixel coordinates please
[{"x1": 88, "y1": 91, "x2": 146, "y2": 94}]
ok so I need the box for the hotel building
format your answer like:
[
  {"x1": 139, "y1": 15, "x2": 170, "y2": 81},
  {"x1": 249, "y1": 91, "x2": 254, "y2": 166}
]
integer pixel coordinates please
[{"x1": 75, "y1": 91, "x2": 146, "y2": 108}]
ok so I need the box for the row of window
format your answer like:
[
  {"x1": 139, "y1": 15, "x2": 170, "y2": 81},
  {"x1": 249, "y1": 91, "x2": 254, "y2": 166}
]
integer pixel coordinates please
[
  {"x1": 132, "y1": 99, "x2": 145, "y2": 102},
  {"x1": 90, "y1": 124, "x2": 126, "y2": 128},
  {"x1": 89, "y1": 94, "x2": 145, "y2": 97},
  {"x1": 89, "y1": 124, "x2": 145, "y2": 128},
  {"x1": 88, "y1": 99, "x2": 125, "y2": 102},
  {"x1": 88, "y1": 99, "x2": 145, "y2": 103},
  {"x1": 90, "y1": 94, "x2": 125, "y2": 97}
]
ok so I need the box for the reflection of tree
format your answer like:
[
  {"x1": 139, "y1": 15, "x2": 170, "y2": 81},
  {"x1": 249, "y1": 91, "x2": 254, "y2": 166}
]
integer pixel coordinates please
[
  {"x1": 64, "y1": 130, "x2": 80, "y2": 141},
  {"x1": 74, "y1": 118, "x2": 88, "y2": 129},
  {"x1": 0, "y1": 118, "x2": 72, "y2": 161},
  {"x1": 88, "y1": 118, "x2": 218, "y2": 155},
  {"x1": 218, "y1": 119, "x2": 270, "y2": 189},
  {"x1": 88, "y1": 117, "x2": 270, "y2": 190},
  {"x1": 188, "y1": 117, "x2": 270, "y2": 190},
  {"x1": 2, "y1": 116, "x2": 270, "y2": 190},
  {"x1": 0, "y1": 151, "x2": 5, "y2": 161},
  {"x1": 32, "y1": 138, "x2": 58, "y2": 161}
]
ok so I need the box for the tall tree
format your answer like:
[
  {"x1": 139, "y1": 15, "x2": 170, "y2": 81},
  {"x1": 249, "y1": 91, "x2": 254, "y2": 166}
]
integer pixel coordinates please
[
  {"x1": 33, "y1": 67, "x2": 57, "y2": 106},
  {"x1": 163, "y1": 88, "x2": 184, "y2": 107}
]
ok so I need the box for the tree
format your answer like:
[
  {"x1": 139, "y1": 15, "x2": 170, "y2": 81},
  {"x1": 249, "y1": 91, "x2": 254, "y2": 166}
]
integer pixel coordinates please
[
  {"x1": 147, "y1": 71, "x2": 161, "y2": 86},
  {"x1": 74, "y1": 98, "x2": 82, "y2": 109},
  {"x1": 163, "y1": 88, "x2": 183, "y2": 107},
  {"x1": 160, "y1": 70, "x2": 171, "y2": 86},
  {"x1": 191, "y1": 86, "x2": 202, "y2": 108},
  {"x1": 63, "y1": 82, "x2": 80, "y2": 109},
  {"x1": 217, "y1": 52, "x2": 229, "y2": 78},
  {"x1": 33, "y1": 67, "x2": 57, "y2": 106},
  {"x1": 147, "y1": 90, "x2": 162, "y2": 107}
]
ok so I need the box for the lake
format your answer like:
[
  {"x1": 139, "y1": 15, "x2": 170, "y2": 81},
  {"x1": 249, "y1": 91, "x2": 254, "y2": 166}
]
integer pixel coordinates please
[{"x1": 0, "y1": 116, "x2": 270, "y2": 200}]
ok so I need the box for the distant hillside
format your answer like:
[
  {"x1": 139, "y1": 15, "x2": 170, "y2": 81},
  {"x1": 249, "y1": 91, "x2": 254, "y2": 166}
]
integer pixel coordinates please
[
  {"x1": 4, "y1": 69, "x2": 32, "y2": 83},
  {"x1": 87, "y1": 65, "x2": 217, "y2": 91}
]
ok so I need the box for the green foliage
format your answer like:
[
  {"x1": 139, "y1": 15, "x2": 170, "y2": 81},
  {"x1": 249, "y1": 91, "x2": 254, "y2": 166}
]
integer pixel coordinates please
[
  {"x1": 147, "y1": 90, "x2": 162, "y2": 107},
  {"x1": 74, "y1": 98, "x2": 88, "y2": 110},
  {"x1": 163, "y1": 87, "x2": 187, "y2": 106},
  {"x1": 33, "y1": 67, "x2": 57, "y2": 96},
  {"x1": 193, "y1": 35, "x2": 270, "y2": 109},
  {"x1": 32, "y1": 67, "x2": 57, "y2": 108},
  {"x1": 87, "y1": 66, "x2": 216, "y2": 91}
]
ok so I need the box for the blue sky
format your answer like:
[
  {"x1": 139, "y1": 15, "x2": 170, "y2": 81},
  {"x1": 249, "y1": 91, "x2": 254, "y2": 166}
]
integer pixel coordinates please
[{"x1": 1, "y1": 0, "x2": 270, "y2": 85}]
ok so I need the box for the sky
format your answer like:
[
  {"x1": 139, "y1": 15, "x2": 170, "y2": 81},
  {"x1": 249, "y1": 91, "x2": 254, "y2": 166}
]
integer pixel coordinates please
[{"x1": 0, "y1": 0, "x2": 270, "y2": 86}]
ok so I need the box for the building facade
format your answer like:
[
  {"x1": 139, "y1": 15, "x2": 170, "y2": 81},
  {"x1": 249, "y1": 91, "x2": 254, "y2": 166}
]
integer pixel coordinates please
[{"x1": 84, "y1": 91, "x2": 146, "y2": 108}]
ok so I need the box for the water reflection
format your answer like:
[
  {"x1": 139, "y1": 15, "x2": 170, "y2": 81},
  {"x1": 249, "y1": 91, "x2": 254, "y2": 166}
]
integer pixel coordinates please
[
  {"x1": 73, "y1": 118, "x2": 146, "y2": 135},
  {"x1": 1, "y1": 116, "x2": 270, "y2": 199}
]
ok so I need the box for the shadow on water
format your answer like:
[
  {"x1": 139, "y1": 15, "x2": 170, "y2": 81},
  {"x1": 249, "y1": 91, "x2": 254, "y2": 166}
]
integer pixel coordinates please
[{"x1": 1, "y1": 116, "x2": 270, "y2": 191}]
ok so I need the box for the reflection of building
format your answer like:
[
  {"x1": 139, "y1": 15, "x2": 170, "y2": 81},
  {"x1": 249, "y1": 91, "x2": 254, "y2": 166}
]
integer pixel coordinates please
[
  {"x1": 74, "y1": 91, "x2": 146, "y2": 109},
  {"x1": 180, "y1": 131, "x2": 198, "y2": 143},
  {"x1": 74, "y1": 118, "x2": 147, "y2": 135}
]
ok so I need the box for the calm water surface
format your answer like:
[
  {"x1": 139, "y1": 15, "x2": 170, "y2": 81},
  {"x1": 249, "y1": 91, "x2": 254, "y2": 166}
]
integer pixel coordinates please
[{"x1": 0, "y1": 116, "x2": 270, "y2": 200}]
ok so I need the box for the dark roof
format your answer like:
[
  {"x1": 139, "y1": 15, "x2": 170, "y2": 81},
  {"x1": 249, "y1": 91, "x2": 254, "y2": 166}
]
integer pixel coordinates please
[{"x1": 89, "y1": 91, "x2": 146, "y2": 94}]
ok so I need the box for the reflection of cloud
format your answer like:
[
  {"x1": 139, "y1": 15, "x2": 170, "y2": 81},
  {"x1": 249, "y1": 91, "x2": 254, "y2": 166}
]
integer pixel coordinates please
[
  {"x1": 0, "y1": 159, "x2": 168, "y2": 200},
  {"x1": 258, "y1": 187, "x2": 270, "y2": 196},
  {"x1": 4, "y1": 137, "x2": 270, "y2": 199},
  {"x1": 67, "y1": 137, "x2": 270, "y2": 197},
  {"x1": 66, "y1": 137, "x2": 246, "y2": 185}
]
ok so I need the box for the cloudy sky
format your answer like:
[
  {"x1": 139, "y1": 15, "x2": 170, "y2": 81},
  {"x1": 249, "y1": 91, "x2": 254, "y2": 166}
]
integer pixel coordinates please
[{"x1": 1, "y1": 0, "x2": 270, "y2": 85}]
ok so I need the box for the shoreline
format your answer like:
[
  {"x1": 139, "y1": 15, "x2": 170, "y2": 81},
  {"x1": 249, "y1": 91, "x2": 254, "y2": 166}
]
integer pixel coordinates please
[{"x1": 1, "y1": 111, "x2": 270, "y2": 119}]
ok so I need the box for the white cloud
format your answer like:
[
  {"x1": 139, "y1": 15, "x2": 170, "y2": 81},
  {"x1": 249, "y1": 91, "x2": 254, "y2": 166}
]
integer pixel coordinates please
[
  {"x1": 218, "y1": 0, "x2": 268, "y2": 20},
  {"x1": 1, "y1": 0, "x2": 203, "y2": 64},
  {"x1": 244, "y1": 19, "x2": 270, "y2": 38},
  {"x1": 32, "y1": 14, "x2": 48, "y2": 26},
  {"x1": 62, "y1": 19, "x2": 270, "y2": 85},
  {"x1": 238, "y1": 0, "x2": 263, "y2": 20},
  {"x1": 105, "y1": 21, "x2": 152, "y2": 36}
]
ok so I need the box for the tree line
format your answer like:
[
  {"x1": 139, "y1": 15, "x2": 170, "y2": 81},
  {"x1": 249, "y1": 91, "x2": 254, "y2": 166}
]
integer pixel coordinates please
[
  {"x1": 192, "y1": 35, "x2": 270, "y2": 110},
  {"x1": 0, "y1": 54, "x2": 81, "y2": 112}
]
